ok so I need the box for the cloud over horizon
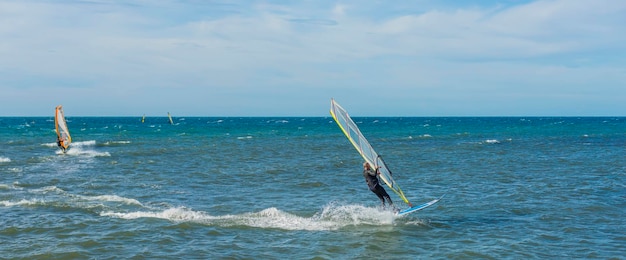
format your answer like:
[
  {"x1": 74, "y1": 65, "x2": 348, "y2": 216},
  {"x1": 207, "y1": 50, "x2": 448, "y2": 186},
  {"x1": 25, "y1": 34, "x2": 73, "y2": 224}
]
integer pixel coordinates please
[{"x1": 1, "y1": 0, "x2": 625, "y2": 116}]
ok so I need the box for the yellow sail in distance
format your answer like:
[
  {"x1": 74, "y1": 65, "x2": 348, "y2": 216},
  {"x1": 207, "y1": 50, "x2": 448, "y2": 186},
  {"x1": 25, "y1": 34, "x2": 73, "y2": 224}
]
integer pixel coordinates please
[
  {"x1": 55, "y1": 105, "x2": 72, "y2": 151},
  {"x1": 330, "y1": 98, "x2": 411, "y2": 206}
]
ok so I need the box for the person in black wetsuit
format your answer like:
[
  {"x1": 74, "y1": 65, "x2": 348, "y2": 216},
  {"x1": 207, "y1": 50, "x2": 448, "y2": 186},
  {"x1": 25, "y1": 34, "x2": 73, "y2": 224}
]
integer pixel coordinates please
[{"x1": 363, "y1": 162, "x2": 393, "y2": 207}]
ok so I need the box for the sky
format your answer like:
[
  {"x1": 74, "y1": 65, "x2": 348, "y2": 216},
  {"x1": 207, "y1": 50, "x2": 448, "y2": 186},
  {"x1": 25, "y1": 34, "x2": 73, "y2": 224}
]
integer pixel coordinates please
[{"x1": 1, "y1": 0, "x2": 625, "y2": 116}]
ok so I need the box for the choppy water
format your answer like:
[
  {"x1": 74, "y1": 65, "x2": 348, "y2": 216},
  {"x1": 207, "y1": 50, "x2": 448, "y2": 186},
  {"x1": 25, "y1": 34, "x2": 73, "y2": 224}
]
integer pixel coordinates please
[{"x1": 1, "y1": 117, "x2": 625, "y2": 259}]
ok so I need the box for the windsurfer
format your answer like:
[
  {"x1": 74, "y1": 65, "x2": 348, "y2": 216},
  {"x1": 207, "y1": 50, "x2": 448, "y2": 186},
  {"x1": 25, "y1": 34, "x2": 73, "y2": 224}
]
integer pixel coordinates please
[
  {"x1": 56, "y1": 137, "x2": 65, "y2": 152},
  {"x1": 363, "y1": 162, "x2": 393, "y2": 207}
]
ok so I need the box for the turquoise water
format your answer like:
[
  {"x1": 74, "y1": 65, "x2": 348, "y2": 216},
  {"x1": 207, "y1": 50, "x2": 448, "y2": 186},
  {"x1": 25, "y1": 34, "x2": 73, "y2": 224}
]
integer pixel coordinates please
[{"x1": 1, "y1": 117, "x2": 625, "y2": 259}]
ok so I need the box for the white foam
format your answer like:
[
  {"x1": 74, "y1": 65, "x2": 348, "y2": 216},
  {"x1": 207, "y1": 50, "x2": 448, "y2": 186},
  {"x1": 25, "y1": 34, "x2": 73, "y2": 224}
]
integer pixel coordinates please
[
  {"x1": 101, "y1": 203, "x2": 401, "y2": 231},
  {"x1": 484, "y1": 139, "x2": 500, "y2": 144},
  {"x1": 0, "y1": 199, "x2": 43, "y2": 207},
  {"x1": 72, "y1": 140, "x2": 97, "y2": 147},
  {"x1": 7, "y1": 167, "x2": 22, "y2": 173},
  {"x1": 81, "y1": 195, "x2": 143, "y2": 206},
  {"x1": 238, "y1": 207, "x2": 344, "y2": 231},
  {"x1": 15, "y1": 186, "x2": 145, "y2": 211},
  {"x1": 43, "y1": 142, "x2": 58, "y2": 148},
  {"x1": 56, "y1": 145, "x2": 111, "y2": 157},
  {"x1": 45, "y1": 140, "x2": 96, "y2": 148},
  {"x1": 103, "y1": 141, "x2": 131, "y2": 145},
  {"x1": 0, "y1": 157, "x2": 10, "y2": 163},
  {"x1": 101, "y1": 206, "x2": 210, "y2": 221},
  {"x1": 412, "y1": 134, "x2": 432, "y2": 139},
  {"x1": 28, "y1": 186, "x2": 65, "y2": 194},
  {"x1": 314, "y1": 203, "x2": 396, "y2": 226}
]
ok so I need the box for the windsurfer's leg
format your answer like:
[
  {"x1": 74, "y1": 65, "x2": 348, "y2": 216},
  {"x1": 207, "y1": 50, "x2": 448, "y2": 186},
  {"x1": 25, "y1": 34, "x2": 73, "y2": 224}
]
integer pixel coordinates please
[
  {"x1": 378, "y1": 187, "x2": 393, "y2": 206},
  {"x1": 373, "y1": 191, "x2": 384, "y2": 205},
  {"x1": 383, "y1": 190, "x2": 392, "y2": 205},
  {"x1": 374, "y1": 186, "x2": 387, "y2": 206}
]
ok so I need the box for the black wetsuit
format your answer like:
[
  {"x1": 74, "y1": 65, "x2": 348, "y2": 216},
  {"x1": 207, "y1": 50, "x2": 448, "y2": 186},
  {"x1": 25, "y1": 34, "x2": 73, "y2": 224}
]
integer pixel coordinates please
[{"x1": 363, "y1": 168, "x2": 393, "y2": 206}]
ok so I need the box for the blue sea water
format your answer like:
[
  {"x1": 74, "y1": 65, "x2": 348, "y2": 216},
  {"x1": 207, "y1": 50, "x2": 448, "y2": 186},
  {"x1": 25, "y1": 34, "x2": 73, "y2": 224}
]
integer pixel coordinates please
[{"x1": 1, "y1": 116, "x2": 625, "y2": 259}]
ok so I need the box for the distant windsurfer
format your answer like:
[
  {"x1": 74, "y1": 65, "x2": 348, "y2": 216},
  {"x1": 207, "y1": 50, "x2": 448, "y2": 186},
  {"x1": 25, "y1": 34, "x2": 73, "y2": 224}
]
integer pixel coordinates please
[
  {"x1": 363, "y1": 162, "x2": 393, "y2": 207},
  {"x1": 56, "y1": 136, "x2": 66, "y2": 153}
]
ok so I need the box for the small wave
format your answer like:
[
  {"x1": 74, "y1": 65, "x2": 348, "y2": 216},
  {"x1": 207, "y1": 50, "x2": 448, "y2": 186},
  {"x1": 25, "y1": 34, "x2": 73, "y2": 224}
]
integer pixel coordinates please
[
  {"x1": 237, "y1": 136, "x2": 253, "y2": 140},
  {"x1": 239, "y1": 207, "x2": 340, "y2": 231},
  {"x1": 101, "y1": 207, "x2": 211, "y2": 221},
  {"x1": 102, "y1": 141, "x2": 131, "y2": 145},
  {"x1": 30, "y1": 185, "x2": 66, "y2": 194},
  {"x1": 57, "y1": 147, "x2": 110, "y2": 157},
  {"x1": 41, "y1": 187, "x2": 142, "y2": 206},
  {"x1": 81, "y1": 195, "x2": 143, "y2": 206},
  {"x1": 43, "y1": 140, "x2": 97, "y2": 148},
  {"x1": 101, "y1": 203, "x2": 404, "y2": 231},
  {"x1": 6, "y1": 167, "x2": 22, "y2": 173},
  {"x1": 314, "y1": 203, "x2": 396, "y2": 226},
  {"x1": 42, "y1": 142, "x2": 58, "y2": 148},
  {"x1": 11, "y1": 187, "x2": 144, "y2": 212},
  {"x1": 0, "y1": 199, "x2": 44, "y2": 207},
  {"x1": 0, "y1": 183, "x2": 26, "y2": 191},
  {"x1": 0, "y1": 157, "x2": 10, "y2": 163},
  {"x1": 484, "y1": 139, "x2": 500, "y2": 144},
  {"x1": 72, "y1": 140, "x2": 97, "y2": 147}
]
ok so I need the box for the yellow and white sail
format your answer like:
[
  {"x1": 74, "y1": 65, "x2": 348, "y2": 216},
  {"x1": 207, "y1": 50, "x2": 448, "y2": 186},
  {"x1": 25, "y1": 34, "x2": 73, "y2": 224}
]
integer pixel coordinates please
[
  {"x1": 54, "y1": 105, "x2": 72, "y2": 151},
  {"x1": 330, "y1": 98, "x2": 411, "y2": 206}
]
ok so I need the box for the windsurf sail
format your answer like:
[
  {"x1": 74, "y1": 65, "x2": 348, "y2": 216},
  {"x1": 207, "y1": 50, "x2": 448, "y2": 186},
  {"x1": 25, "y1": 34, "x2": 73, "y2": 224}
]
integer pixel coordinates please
[
  {"x1": 330, "y1": 98, "x2": 412, "y2": 206},
  {"x1": 54, "y1": 105, "x2": 72, "y2": 152},
  {"x1": 141, "y1": 114, "x2": 145, "y2": 123},
  {"x1": 168, "y1": 112, "x2": 174, "y2": 125}
]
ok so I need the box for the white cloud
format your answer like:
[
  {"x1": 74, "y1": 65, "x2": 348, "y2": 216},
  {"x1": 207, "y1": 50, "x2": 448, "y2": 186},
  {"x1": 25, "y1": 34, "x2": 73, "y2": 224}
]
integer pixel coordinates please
[{"x1": 0, "y1": 0, "x2": 624, "y2": 116}]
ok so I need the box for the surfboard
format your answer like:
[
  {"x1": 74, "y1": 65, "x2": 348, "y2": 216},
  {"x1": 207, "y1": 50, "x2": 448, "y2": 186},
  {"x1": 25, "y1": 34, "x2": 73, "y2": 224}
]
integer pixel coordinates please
[{"x1": 396, "y1": 196, "x2": 442, "y2": 216}]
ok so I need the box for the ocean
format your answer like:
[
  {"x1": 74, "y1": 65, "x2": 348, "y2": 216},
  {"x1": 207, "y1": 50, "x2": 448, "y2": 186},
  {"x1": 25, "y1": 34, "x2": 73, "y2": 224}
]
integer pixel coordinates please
[{"x1": 1, "y1": 116, "x2": 624, "y2": 259}]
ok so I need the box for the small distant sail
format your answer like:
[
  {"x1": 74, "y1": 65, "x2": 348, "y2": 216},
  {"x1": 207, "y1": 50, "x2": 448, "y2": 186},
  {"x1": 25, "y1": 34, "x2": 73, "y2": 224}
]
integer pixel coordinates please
[
  {"x1": 54, "y1": 105, "x2": 72, "y2": 152},
  {"x1": 168, "y1": 112, "x2": 174, "y2": 125},
  {"x1": 330, "y1": 98, "x2": 411, "y2": 206},
  {"x1": 141, "y1": 114, "x2": 145, "y2": 123}
]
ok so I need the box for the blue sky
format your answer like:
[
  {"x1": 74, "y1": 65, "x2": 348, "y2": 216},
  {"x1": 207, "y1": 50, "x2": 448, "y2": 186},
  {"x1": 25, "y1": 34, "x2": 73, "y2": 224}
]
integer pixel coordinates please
[{"x1": 1, "y1": 0, "x2": 625, "y2": 116}]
